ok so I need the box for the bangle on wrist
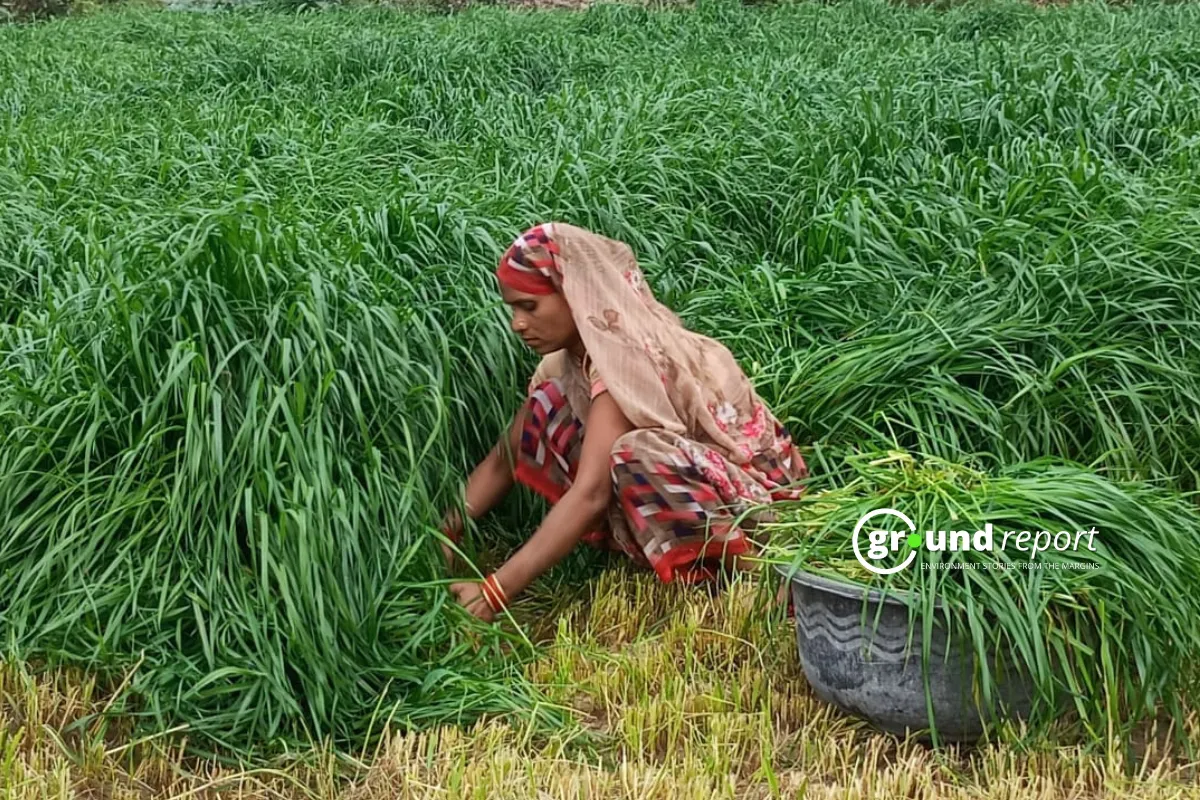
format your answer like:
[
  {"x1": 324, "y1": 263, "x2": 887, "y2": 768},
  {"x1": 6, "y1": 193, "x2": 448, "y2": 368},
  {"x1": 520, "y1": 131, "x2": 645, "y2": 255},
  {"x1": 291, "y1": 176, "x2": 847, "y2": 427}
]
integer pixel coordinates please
[{"x1": 480, "y1": 573, "x2": 508, "y2": 613}]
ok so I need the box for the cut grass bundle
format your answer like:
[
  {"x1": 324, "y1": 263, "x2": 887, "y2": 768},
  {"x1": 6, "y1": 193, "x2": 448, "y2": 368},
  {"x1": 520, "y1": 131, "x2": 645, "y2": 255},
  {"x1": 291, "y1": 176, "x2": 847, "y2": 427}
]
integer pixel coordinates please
[{"x1": 763, "y1": 449, "x2": 1200, "y2": 750}]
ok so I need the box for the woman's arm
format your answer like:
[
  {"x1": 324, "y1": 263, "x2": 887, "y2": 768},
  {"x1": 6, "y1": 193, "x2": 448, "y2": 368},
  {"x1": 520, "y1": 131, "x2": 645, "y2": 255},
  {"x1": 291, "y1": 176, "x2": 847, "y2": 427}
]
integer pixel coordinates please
[
  {"x1": 451, "y1": 393, "x2": 635, "y2": 619},
  {"x1": 440, "y1": 410, "x2": 524, "y2": 564}
]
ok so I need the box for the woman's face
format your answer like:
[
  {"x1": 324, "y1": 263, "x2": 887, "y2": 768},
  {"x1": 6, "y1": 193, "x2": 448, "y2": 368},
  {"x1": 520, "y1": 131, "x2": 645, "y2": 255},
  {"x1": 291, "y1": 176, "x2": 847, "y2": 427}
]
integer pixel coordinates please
[{"x1": 500, "y1": 284, "x2": 580, "y2": 356}]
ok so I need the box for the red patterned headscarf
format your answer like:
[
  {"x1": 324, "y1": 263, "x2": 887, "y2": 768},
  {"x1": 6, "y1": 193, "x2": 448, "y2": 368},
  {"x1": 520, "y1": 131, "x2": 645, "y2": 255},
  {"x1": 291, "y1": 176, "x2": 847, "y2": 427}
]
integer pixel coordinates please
[{"x1": 495, "y1": 224, "x2": 562, "y2": 295}]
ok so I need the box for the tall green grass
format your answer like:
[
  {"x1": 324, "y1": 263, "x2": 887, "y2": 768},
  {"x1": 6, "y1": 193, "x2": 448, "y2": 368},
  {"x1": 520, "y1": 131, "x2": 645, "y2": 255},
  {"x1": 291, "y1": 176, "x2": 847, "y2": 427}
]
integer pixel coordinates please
[
  {"x1": 2, "y1": 0, "x2": 1200, "y2": 752},
  {"x1": 0, "y1": 209, "x2": 560, "y2": 752}
]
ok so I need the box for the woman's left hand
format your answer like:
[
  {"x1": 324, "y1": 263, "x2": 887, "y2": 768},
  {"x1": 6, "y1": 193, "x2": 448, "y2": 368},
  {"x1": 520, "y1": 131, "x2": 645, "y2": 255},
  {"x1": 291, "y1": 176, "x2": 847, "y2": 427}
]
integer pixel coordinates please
[{"x1": 449, "y1": 581, "x2": 495, "y2": 623}]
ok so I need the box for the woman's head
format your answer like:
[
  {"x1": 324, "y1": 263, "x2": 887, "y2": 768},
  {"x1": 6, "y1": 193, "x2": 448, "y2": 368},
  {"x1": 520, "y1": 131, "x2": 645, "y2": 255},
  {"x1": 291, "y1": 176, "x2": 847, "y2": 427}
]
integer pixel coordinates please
[
  {"x1": 496, "y1": 224, "x2": 581, "y2": 356},
  {"x1": 499, "y1": 282, "x2": 579, "y2": 356}
]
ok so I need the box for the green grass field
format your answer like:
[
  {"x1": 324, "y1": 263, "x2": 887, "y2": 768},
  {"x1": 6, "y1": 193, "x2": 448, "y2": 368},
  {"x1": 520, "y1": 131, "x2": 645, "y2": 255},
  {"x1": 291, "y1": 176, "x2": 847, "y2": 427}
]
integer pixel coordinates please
[
  {"x1": 3, "y1": 0, "x2": 1200, "y2": 794},
  {"x1": 4, "y1": 573, "x2": 1199, "y2": 798}
]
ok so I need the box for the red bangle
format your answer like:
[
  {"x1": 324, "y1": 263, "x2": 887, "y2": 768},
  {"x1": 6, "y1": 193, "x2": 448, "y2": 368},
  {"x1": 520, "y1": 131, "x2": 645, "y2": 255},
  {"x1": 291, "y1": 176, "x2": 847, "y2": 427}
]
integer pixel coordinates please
[{"x1": 480, "y1": 573, "x2": 508, "y2": 613}]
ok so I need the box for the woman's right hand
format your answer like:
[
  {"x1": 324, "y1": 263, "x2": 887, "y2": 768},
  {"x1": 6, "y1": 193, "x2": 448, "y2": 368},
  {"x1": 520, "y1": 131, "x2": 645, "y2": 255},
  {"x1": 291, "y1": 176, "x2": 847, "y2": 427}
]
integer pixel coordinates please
[
  {"x1": 439, "y1": 509, "x2": 464, "y2": 567},
  {"x1": 439, "y1": 411, "x2": 523, "y2": 570}
]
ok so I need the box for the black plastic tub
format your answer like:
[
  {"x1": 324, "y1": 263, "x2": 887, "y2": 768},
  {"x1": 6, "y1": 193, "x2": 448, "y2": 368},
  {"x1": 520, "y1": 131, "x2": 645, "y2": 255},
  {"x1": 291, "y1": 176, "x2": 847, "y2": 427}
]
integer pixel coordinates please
[{"x1": 777, "y1": 564, "x2": 1035, "y2": 742}]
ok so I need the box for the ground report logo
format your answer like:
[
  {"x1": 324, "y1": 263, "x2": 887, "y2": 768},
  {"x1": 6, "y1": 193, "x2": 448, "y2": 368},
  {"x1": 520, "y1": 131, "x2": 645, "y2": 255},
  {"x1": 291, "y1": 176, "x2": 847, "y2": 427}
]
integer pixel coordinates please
[{"x1": 852, "y1": 508, "x2": 1101, "y2": 575}]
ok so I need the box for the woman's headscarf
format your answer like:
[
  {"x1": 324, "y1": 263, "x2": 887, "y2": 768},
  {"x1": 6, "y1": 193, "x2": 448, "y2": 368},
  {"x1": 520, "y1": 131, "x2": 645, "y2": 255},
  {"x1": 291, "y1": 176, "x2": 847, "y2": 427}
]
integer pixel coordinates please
[{"x1": 496, "y1": 222, "x2": 786, "y2": 467}]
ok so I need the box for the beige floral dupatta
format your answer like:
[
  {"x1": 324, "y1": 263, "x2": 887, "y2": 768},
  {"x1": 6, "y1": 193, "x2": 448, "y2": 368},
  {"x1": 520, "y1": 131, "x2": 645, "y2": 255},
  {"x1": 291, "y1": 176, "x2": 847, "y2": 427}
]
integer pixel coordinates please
[{"x1": 518, "y1": 222, "x2": 804, "y2": 512}]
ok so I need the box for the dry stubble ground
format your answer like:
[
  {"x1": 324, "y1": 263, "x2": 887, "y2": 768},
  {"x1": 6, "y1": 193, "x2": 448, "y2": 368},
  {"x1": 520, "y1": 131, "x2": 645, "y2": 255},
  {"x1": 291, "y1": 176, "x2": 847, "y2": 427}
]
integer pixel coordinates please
[{"x1": 3, "y1": 565, "x2": 1199, "y2": 799}]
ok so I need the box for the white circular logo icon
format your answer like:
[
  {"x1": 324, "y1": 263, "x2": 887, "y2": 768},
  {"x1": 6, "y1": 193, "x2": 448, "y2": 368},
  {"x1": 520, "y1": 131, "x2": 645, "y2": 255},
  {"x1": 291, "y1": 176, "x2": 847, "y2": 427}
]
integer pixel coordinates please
[{"x1": 853, "y1": 508, "x2": 919, "y2": 575}]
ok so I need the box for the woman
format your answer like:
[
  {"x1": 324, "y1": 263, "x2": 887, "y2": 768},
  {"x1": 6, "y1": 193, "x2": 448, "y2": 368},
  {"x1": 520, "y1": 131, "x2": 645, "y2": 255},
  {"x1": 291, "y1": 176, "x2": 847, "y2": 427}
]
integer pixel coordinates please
[{"x1": 445, "y1": 222, "x2": 807, "y2": 621}]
